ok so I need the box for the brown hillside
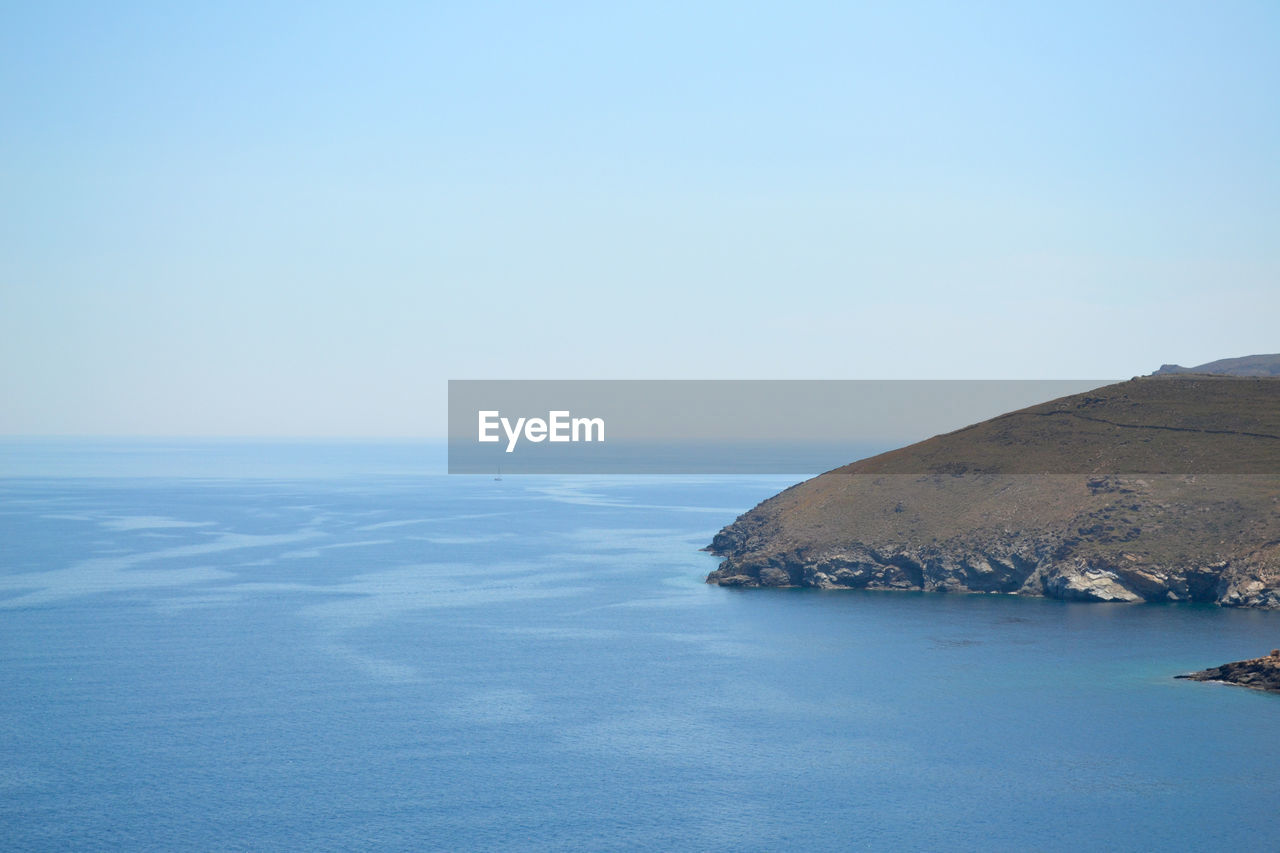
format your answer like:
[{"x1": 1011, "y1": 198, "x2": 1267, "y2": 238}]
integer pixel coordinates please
[{"x1": 708, "y1": 377, "x2": 1280, "y2": 607}]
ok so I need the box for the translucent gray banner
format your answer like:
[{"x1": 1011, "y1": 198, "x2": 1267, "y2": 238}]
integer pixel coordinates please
[{"x1": 448, "y1": 379, "x2": 1133, "y2": 474}]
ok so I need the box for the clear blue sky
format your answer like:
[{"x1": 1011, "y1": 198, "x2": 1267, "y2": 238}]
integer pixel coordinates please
[{"x1": 2, "y1": 1, "x2": 1277, "y2": 436}]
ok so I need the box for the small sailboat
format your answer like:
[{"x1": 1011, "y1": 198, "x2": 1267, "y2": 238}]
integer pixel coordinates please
[{"x1": 494, "y1": 464, "x2": 502, "y2": 481}]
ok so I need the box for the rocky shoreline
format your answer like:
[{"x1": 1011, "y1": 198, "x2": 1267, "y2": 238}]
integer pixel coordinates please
[{"x1": 1176, "y1": 652, "x2": 1280, "y2": 693}]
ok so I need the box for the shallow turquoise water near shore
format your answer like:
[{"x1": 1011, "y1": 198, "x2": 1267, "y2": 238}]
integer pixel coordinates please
[{"x1": 2, "y1": 466, "x2": 1279, "y2": 850}]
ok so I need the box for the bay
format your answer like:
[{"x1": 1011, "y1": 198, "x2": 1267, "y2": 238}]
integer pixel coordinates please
[{"x1": 1, "y1": 456, "x2": 1278, "y2": 850}]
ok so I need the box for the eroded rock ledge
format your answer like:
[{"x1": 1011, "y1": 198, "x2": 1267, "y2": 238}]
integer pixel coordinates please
[{"x1": 706, "y1": 533, "x2": 1278, "y2": 606}]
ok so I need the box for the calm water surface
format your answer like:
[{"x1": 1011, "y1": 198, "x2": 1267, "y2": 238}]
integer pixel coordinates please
[{"x1": 2, "y1": 461, "x2": 1278, "y2": 850}]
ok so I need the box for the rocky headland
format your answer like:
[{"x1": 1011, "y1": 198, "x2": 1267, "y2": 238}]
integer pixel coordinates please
[
  {"x1": 1177, "y1": 652, "x2": 1280, "y2": 693},
  {"x1": 707, "y1": 375, "x2": 1280, "y2": 607},
  {"x1": 1153, "y1": 353, "x2": 1280, "y2": 377}
]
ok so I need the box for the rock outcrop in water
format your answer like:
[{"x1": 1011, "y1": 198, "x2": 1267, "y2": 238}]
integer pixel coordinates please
[
  {"x1": 1176, "y1": 652, "x2": 1280, "y2": 692},
  {"x1": 707, "y1": 375, "x2": 1280, "y2": 608}
]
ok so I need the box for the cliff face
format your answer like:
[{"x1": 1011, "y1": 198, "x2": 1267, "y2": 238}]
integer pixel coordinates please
[{"x1": 707, "y1": 376, "x2": 1280, "y2": 608}]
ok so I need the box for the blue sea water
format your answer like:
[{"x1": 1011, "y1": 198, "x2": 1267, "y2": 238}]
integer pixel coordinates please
[{"x1": 2, "y1": 444, "x2": 1279, "y2": 851}]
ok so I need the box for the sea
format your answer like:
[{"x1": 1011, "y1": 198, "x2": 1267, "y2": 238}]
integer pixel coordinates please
[{"x1": 2, "y1": 441, "x2": 1278, "y2": 851}]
